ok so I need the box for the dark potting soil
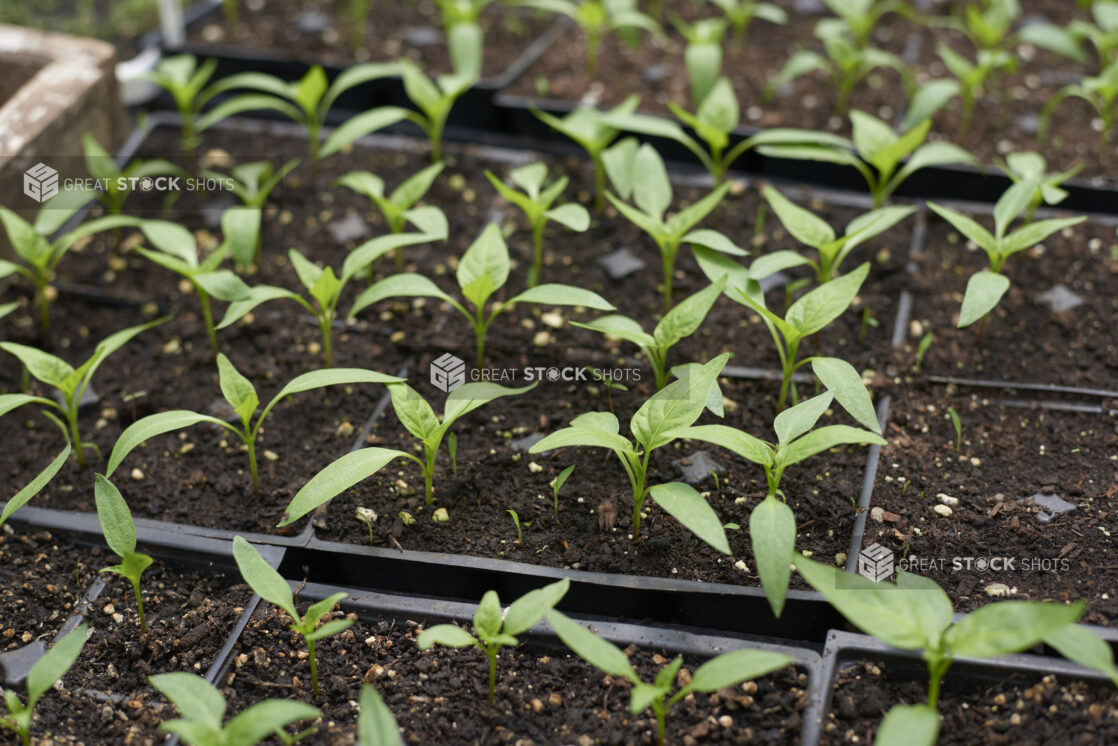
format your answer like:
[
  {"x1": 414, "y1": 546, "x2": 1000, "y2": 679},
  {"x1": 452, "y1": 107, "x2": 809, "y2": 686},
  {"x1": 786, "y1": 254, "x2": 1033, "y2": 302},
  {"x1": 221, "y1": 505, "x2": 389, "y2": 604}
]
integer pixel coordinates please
[
  {"x1": 864, "y1": 388, "x2": 1118, "y2": 625},
  {"x1": 29, "y1": 555, "x2": 252, "y2": 744},
  {"x1": 0, "y1": 528, "x2": 99, "y2": 651},
  {"x1": 316, "y1": 375, "x2": 873, "y2": 590},
  {"x1": 822, "y1": 659, "x2": 1118, "y2": 746},
  {"x1": 504, "y1": 0, "x2": 1115, "y2": 183},
  {"x1": 901, "y1": 213, "x2": 1118, "y2": 390},
  {"x1": 221, "y1": 601, "x2": 809, "y2": 744},
  {"x1": 186, "y1": 0, "x2": 552, "y2": 79}
]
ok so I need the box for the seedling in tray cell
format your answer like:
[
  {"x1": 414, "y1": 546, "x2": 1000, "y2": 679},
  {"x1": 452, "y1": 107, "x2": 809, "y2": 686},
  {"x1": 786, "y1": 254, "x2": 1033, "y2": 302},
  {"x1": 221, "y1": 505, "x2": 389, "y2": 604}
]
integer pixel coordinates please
[
  {"x1": 1020, "y1": 2, "x2": 1118, "y2": 73},
  {"x1": 546, "y1": 610, "x2": 792, "y2": 746},
  {"x1": 927, "y1": 183, "x2": 1085, "y2": 332},
  {"x1": 794, "y1": 553, "x2": 1118, "y2": 746},
  {"x1": 530, "y1": 354, "x2": 734, "y2": 552},
  {"x1": 663, "y1": 387, "x2": 885, "y2": 614},
  {"x1": 150, "y1": 670, "x2": 322, "y2": 746},
  {"x1": 349, "y1": 223, "x2": 614, "y2": 364},
  {"x1": 1040, "y1": 60, "x2": 1118, "y2": 150},
  {"x1": 418, "y1": 578, "x2": 569, "y2": 702},
  {"x1": 202, "y1": 158, "x2": 300, "y2": 266},
  {"x1": 217, "y1": 218, "x2": 447, "y2": 367},
  {"x1": 106, "y1": 354, "x2": 402, "y2": 493},
  {"x1": 0, "y1": 443, "x2": 71, "y2": 531},
  {"x1": 142, "y1": 53, "x2": 219, "y2": 154},
  {"x1": 926, "y1": 45, "x2": 1016, "y2": 136},
  {"x1": 484, "y1": 162, "x2": 589, "y2": 287},
  {"x1": 573, "y1": 277, "x2": 726, "y2": 389},
  {"x1": 757, "y1": 111, "x2": 976, "y2": 207},
  {"x1": 549, "y1": 464, "x2": 575, "y2": 522},
  {"x1": 435, "y1": 0, "x2": 497, "y2": 79},
  {"x1": 518, "y1": 0, "x2": 663, "y2": 76},
  {"x1": 80, "y1": 133, "x2": 188, "y2": 217},
  {"x1": 671, "y1": 15, "x2": 728, "y2": 106},
  {"x1": 233, "y1": 536, "x2": 353, "y2": 699},
  {"x1": 818, "y1": 0, "x2": 912, "y2": 49},
  {"x1": 0, "y1": 623, "x2": 88, "y2": 746},
  {"x1": 759, "y1": 185, "x2": 916, "y2": 285},
  {"x1": 0, "y1": 317, "x2": 168, "y2": 468},
  {"x1": 276, "y1": 380, "x2": 534, "y2": 524},
  {"x1": 709, "y1": 0, "x2": 787, "y2": 45},
  {"x1": 94, "y1": 474, "x2": 153, "y2": 633},
  {"x1": 997, "y1": 151, "x2": 1081, "y2": 224}
]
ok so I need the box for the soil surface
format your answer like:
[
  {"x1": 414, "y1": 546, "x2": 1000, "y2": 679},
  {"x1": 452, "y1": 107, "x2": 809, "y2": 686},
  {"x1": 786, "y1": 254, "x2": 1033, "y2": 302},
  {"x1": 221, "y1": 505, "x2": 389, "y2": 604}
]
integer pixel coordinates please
[
  {"x1": 823, "y1": 659, "x2": 1118, "y2": 745},
  {"x1": 863, "y1": 387, "x2": 1118, "y2": 625},
  {"x1": 186, "y1": 0, "x2": 553, "y2": 79},
  {"x1": 29, "y1": 554, "x2": 252, "y2": 744},
  {"x1": 900, "y1": 213, "x2": 1118, "y2": 390},
  {"x1": 221, "y1": 600, "x2": 810, "y2": 744},
  {"x1": 504, "y1": 0, "x2": 1117, "y2": 183}
]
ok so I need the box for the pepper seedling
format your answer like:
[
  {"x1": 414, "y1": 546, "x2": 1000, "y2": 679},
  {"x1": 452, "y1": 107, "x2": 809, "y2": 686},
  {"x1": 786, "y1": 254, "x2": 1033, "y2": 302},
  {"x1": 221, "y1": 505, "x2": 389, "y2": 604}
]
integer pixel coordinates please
[
  {"x1": 757, "y1": 111, "x2": 976, "y2": 206},
  {"x1": 357, "y1": 684, "x2": 401, "y2": 746},
  {"x1": 760, "y1": 185, "x2": 915, "y2": 285},
  {"x1": 435, "y1": 0, "x2": 494, "y2": 78},
  {"x1": 1040, "y1": 60, "x2": 1118, "y2": 150},
  {"x1": 0, "y1": 317, "x2": 167, "y2": 468},
  {"x1": 0, "y1": 444, "x2": 71, "y2": 531},
  {"x1": 709, "y1": 0, "x2": 787, "y2": 45},
  {"x1": 418, "y1": 578, "x2": 570, "y2": 702},
  {"x1": 217, "y1": 221, "x2": 447, "y2": 366},
  {"x1": 276, "y1": 381, "x2": 535, "y2": 524},
  {"x1": 142, "y1": 54, "x2": 219, "y2": 154},
  {"x1": 150, "y1": 671, "x2": 322, "y2": 746},
  {"x1": 549, "y1": 464, "x2": 575, "y2": 523},
  {"x1": 794, "y1": 553, "x2": 1103, "y2": 746},
  {"x1": 672, "y1": 15, "x2": 728, "y2": 105},
  {"x1": 602, "y1": 138, "x2": 743, "y2": 311},
  {"x1": 349, "y1": 223, "x2": 614, "y2": 363},
  {"x1": 1020, "y1": 2, "x2": 1118, "y2": 72},
  {"x1": 573, "y1": 277, "x2": 726, "y2": 389},
  {"x1": 80, "y1": 133, "x2": 188, "y2": 217},
  {"x1": 1, "y1": 623, "x2": 88, "y2": 746},
  {"x1": 485, "y1": 162, "x2": 589, "y2": 287},
  {"x1": 531, "y1": 95, "x2": 640, "y2": 213},
  {"x1": 336, "y1": 162, "x2": 446, "y2": 270},
  {"x1": 997, "y1": 151, "x2": 1081, "y2": 224},
  {"x1": 818, "y1": 0, "x2": 911, "y2": 48},
  {"x1": 0, "y1": 202, "x2": 138, "y2": 337},
  {"x1": 930, "y1": 45, "x2": 1016, "y2": 135},
  {"x1": 547, "y1": 610, "x2": 791, "y2": 746},
  {"x1": 206, "y1": 159, "x2": 300, "y2": 210},
  {"x1": 530, "y1": 354, "x2": 732, "y2": 550},
  {"x1": 107, "y1": 354, "x2": 402, "y2": 493},
  {"x1": 233, "y1": 536, "x2": 353, "y2": 699},
  {"x1": 94, "y1": 474, "x2": 154, "y2": 633},
  {"x1": 927, "y1": 186, "x2": 1085, "y2": 330},
  {"x1": 663, "y1": 387, "x2": 885, "y2": 614},
  {"x1": 518, "y1": 0, "x2": 663, "y2": 76}
]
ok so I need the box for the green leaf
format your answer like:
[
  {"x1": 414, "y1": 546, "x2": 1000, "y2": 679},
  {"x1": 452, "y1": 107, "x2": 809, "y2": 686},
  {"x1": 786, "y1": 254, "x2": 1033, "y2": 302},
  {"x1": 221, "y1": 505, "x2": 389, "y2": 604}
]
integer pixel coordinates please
[
  {"x1": 794, "y1": 554, "x2": 952, "y2": 650},
  {"x1": 0, "y1": 444, "x2": 70, "y2": 528},
  {"x1": 279, "y1": 448, "x2": 411, "y2": 526},
  {"x1": 358, "y1": 684, "x2": 401, "y2": 746},
  {"x1": 874, "y1": 704, "x2": 940, "y2": 746},
  {"x1": 945, "y1": 601, "x2": 1083, "y2": 659},
  {"x1": 629, "y1": 681, "x2": 671, "y2": 715},
  {"x1": 194, "y1": 270, "x2": 252, "y2": 302},
  {"x1": 217, "y1": 353, "x2": 259, "y2": 426},
  {"x1": 1043, "y1": 624, "x2": 1118, "y2": 687},
  {"x1": 417, "y1": 624, "x2": 477, "y2": 649},
  {"x1": 545, "y1": 611, "x2": 639, "y2": 684},
  {"x1": 224, "y1": 698, "x2": 322, "y2": 746},
  {"x1": 321, "y1": 106, "x2": 413, "y2": 157},
  {"x1": 504, "y1": 578, "x2": 570, "y2": 636},
  {"x1": 0, "y1": 343, "x2": 73, "y2": 390},
  {"x1": 927, "y1": 202, "x2": 996, "y2": 252},
  {"x1": 305, "y1": 617, "x2": 354, "y2": 643},
  {"x1": 148, "y1": 672, "x2": 226, "y2": 730},
  {"x1": 529, "y1": 420, "x2": 635, "y2": 456},
  {"x1": 220, "y1": 206, "x2": 262, "y2": 269},
  {"x1": 779, "y1": 424, "x2": 887, "y2": 466},
  {"x1": 1003, "y1": 216, "x2": 1085, "y2": 256},
  {"x1": 387, "y1": 383, "x2": 441, "y2": 441},
  {"x1": 648, "y1": 482, "x2": 730, "y2": 554},
  {"x1": 631, "y1": 353, "x2": 730, "y2": 451},
  {"x1": 901, "y1": 79, "x2": 961, "y2": 132},
  {"x1": 508, "y1": 284, "x2": 615, "y2": 311},
  {"x1": 473, "y1": 590, "x2": 504, "y2": 640},
  {"x1": 0, "y1": 208, "x2": 51, "y2": 266},
  {"x1": 683, "y1": 229, "x2": 746, "y2": 256},
  {"x1": 232, "y1": 535, "x2": 298, "y2": 620},
  {"x1": 443, "y1": 382, "x2": 536, "y2": 429},
  {"x1": 270, "y1": 368, "x2": 402, "y2": 411},
  {"x1": 774, "y1": 391, "x2": 834, "y2": 445},
  {"x1": 653, "y1": 278, "x2": 725, "y2": 347},
  {"x1": 958, "y1": 270, "x2": 1010, "y2": 328},
  {"x1": 811, "y1": 357, "x2": 880, "y2": 433},
  {"x1": 763, "y1": 186, "x2": 835, "y2": 249},
  {"x1": 664, "y1": 181, "x2": 730, "y2": 238},
  {"x1": 93, "y1": 474, "x2": 138, "y2": 558},
  {"x1": 684, "y1": 648, "x2": 792, "y2": 694},
  {"x1": 632, "y1": 144, "x2": 672, "y2": 221},
  {"x1": 0, "y1": 393, "x2": 56, "y2": 419},
  {"x1": 349, "y1": 273, "x2": 454, "y2": 319},
  {"x1": 751, "y1": 496, "x2": 796, "y2": 617},
  {"x1": 573, "y1": 315, "x2": 655, "y2": 349},
  {"x1": 785, "y1": 261, "x2": 869, "y2": 336},
  {"x1": 666, "y1": 424, "x2": 773, "y2": 466},
  {"x1": 457, "y1": 223, "x2": 509, "y2": 301},
  {"x1": 107, "y1": 411, "x2": 230, "y2": 476},
  {"x1": 26, "y1": 623, "x2": 87, "y2": 708},
  {"x1": 217, "y1": 286, "x2": 304, "y2": 329},
  {"x1": 545, "y1": 203, "x2": 590, "y2": 232}
]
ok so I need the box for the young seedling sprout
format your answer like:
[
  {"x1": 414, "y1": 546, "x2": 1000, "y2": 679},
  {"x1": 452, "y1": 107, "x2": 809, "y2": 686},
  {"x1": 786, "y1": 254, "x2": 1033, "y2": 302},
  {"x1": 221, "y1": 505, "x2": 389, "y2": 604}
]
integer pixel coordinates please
[
  {"x1": 0, "y1": 444, "x2": 71, "y2": 530},
  {"x1": 709, "y1": 0, "x2": 787, "y2": 46},
  {"x1": 573, "y1": 277, "x2": 726, "y2": 389},
  {"x1": 336, "y1": 161, "x2": 446, "y2": 270},
  {"x1": 418, "y1": 578, "x2": 569, "y2": 702},
  {"x1": 0, "y1": 623, "x2": 88, "y2": 746},
  {"x1": 794, "y1": 553, "x2": 1113, "y2": 746},
  {"x1": 914, "y1": 331, "x2": 934, "y2": 372},
  {"x1": 200, "y1": 159, "x2": 300, "y2": 267},
  {"x1": 94, "y1": 474, "x2": 154, "y2": 633},
  {"x1": 672, "y1": 15, "x2": 729, "y2": 105},
  {"x1": 927, "y1": 184, "x2": 1085, "y2": 333},
  {"x1": 350, "y1": 223, "x2": 614, "y2": 363},
  {"x1": 485, "y1": 162, "x2": 590, "y2": 287},
  {"x1": 928, "y1": 45, "x2": 1016, "y2": 135},
  {"x1": 142, "y1": 53, "x2": 219, "y2": 154},
  {"x1": 549, "y1": 464, "x2": 575, "y2": 523},
  {"x1": 759, "y1": 185, "x2": 916, "y2": 284},
  {"x1": 519, "y1": 0, "x2": 663, "y2": 77},
  {"x1": 531, "y1": 95, "x2": 640, "y2": 213},
  {"x1": 0, "y1": 317, "x2": 167, "y2": 468},
  {"x1": 507, "y1": 509, "x2": 523, "y2": 543},
  {"x1": 357, "y1": 683, "x2": 401, "y2": 746},
  {"x1": 233, "y1": 536, "x2": 353, "y2": 699},
  {"x1": 1020, "y1": 2, "x2": 1118, "y2": 73},
  {"x1": 275, "y1": 381, "x2": 535, "y2": 526},
  {"x1": 530, "y1": 354, "x2": 734, "y2": 550},
  {"x1": 948, "y1": 406, "x2": 963, "y2": 451},
  {"x1": 80, "y1": 134, "x2": 188, "y2": 217},
  {"x1": 546, "y1": 610, "x2": 792, "y2": 746},
  {"x1": 106, "y1": 354, "x2": 402, "y2": 493},
  {"x1": 1041, "y1": 61, "x2": 1118, "y2": 149},
  {"x1": 217, "y1": 220, "x2": 447, "y2": 366},
  {"x1": 150, "y1": 671, "x2": 322, "y2": 746},
  {"x1": 663, "y1": 387, "x2": 885, "y2": 613},
  {"x1": 998, "y1": 151, "x2": 1081, "y2": 224}
]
